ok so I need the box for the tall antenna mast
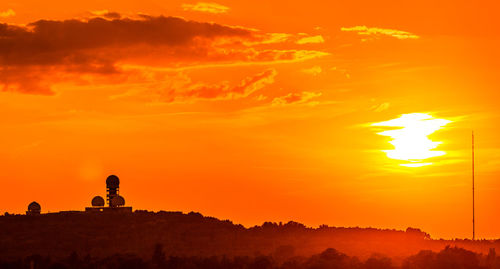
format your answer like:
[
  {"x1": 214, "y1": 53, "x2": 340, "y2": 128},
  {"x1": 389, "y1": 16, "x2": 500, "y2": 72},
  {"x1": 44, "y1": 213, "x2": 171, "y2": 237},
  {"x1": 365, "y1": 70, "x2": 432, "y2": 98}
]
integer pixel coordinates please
[{"x1": 472, "y1": 131, "x2": 475, "y2": 240}]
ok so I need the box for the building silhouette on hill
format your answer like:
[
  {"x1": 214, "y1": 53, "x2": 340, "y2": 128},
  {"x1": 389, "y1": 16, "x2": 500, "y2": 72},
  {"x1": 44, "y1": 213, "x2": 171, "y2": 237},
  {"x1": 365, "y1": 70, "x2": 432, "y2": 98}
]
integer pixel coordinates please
[
  {"x1": 26, "y1": 201, "x2": 41, "y2": 215},
  {"x1": 85, "y1": 175, "x2": 132, "y2": 213},
  {"x1": 26, "y1": 175, "x2": 132, "y2": 215}
]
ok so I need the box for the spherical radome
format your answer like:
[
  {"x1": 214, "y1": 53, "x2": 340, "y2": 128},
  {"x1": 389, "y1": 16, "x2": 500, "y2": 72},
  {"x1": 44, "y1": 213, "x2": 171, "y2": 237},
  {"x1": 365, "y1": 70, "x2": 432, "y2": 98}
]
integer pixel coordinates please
[
  {"x1": 106, "y1": 175, "x2": 120, "y2": 187},
  {"x1": 28, "y1": 201, "x2": 41, "y2": 212},
  {"x1": 91, "y1": 196, "x2": 105, "y2": 207},
  {"x1": 111, "y1": 195, "x2": 125, "y2": 207}
]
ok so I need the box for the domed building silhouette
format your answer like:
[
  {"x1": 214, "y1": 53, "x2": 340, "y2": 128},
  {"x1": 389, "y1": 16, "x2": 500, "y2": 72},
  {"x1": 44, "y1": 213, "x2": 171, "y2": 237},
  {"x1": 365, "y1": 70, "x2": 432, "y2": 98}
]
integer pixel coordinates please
[
  {"x1": 85, "y1": 175, "x2": 132, "y2": 213},
  {"x1": 106, "y1": 175, "x2": 120, "y2": 206},
  {"x1": 91, "y1": 196, "x2": 105, "y2": 207},
  {"x1": 111, "y1": 195, "x2": 126, "y2": 207},
  {"x1": 27, "y1": 201, "x2": 41, "y2": 215}
]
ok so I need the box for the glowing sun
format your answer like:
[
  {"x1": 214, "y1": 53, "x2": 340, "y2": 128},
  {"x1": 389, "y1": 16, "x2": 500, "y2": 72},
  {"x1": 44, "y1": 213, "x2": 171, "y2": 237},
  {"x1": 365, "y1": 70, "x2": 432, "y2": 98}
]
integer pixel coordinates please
[{"x1": 372, "y1": 113, "x2": 452, "y2": 167}]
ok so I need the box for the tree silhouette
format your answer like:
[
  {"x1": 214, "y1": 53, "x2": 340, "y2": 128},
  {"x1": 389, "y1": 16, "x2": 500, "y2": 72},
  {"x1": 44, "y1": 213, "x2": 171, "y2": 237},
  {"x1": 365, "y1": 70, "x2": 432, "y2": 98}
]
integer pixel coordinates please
[{"x1": 152, "y1": 244, "x2": 166, "y2": 268}]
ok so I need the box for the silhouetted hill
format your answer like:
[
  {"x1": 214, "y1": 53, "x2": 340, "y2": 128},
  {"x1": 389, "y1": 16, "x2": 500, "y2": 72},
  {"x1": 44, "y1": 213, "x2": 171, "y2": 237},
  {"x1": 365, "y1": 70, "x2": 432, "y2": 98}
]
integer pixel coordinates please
[
  {"x1": 3, "y1": 246, "x2": 500, "y2": 269},
  {"x1": 1, "y1": 210, "x2": 499, "y2": 262}
]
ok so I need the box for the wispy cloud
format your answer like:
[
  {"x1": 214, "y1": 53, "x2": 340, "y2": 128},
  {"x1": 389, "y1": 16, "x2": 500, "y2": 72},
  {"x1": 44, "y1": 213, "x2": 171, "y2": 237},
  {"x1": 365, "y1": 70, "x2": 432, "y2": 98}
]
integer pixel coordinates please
[
  {"x1": 0, "y1": 9, "x2": 15, "y2": 18},
  {"x1": 272, "y1": 91, "x2": 322, "y2": 106},
  {"x1": 296, "y1": 35, "x2": 325, "y2": 44},
  {"x1": 119, "y1": 49, "x2": 329, "y2": 72},
  {"x1": 341, "y1": 26, "x2": 419, "y2": 40},
  {"x1": 89, "y1": 10, "x2": 121, "y2": 19},
  {"x1": 178, "y1": 69, "x2": 276, "y2": 101},
  {"x1": 254, "y1": 33, "x2": 293, "y2": 44},
  {"x1": 182, "y1": 2, "x2": 229, "y2": 14},
  {"x1": 111, "y1": 69, "x2": 277, "y2": 103}
]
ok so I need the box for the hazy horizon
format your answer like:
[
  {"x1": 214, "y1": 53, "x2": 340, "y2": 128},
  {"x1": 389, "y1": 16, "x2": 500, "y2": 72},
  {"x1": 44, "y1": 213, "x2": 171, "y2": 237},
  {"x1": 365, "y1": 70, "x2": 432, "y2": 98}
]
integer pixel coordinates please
[{"x1": 1, "y1": 0, "x2": 499, "y2": 240}]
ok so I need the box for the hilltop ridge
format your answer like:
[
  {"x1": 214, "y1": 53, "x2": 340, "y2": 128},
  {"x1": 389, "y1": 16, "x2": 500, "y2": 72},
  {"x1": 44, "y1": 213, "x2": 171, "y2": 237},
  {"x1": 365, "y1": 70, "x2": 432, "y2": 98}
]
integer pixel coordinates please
[{"x1": 1, "y1": 210, "x2": 498, "y2": 262}]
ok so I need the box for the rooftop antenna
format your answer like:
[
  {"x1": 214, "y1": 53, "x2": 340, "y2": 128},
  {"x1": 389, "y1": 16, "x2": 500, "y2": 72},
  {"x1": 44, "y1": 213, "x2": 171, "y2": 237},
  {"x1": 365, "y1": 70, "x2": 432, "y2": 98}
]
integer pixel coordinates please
[{"x1": 472, "y1": 131, "x2": 475, "y2": 240}]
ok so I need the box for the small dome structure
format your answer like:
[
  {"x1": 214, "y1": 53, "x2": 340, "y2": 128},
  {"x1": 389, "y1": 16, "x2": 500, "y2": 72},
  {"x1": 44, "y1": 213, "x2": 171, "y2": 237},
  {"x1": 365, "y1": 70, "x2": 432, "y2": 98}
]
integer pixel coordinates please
[
  {"x1": 91, "y1": 196, "x2": 105, "y2": 207},
  {"x1": 27, "y1": 201, "x2": 41, "y2": 215},
  {"x1": 110, "y1": 195, "x2": 125, "y2": 207},
  {"x1": 106, "y1": 175, "x2": 120, "y2": 188}
]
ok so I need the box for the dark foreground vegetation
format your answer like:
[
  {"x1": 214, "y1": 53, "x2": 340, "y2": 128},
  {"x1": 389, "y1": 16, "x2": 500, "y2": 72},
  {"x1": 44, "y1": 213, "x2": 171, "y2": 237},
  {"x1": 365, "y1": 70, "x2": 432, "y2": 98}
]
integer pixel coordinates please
[
  {"x1": 2, "y1": 210, "x2": 500, "y2": 267},
  {"x1": 1, "y1": 246, "x2": 500, "y2": 269}
]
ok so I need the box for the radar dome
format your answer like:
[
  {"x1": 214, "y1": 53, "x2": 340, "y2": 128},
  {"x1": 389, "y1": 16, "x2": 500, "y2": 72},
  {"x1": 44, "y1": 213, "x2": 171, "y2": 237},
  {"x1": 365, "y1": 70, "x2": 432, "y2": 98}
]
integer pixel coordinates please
[
  {"x1": 27, "y1": 201, "x2": 41, "y2": 214},
  {"x1": 110, "y1": 195, "x2": 125, "y2": 207},
  {"x1": 106, "y1": 175, "x2": 120, "y2": 187},
  {"x1": 91, "y1": 196, "x2": 105, "y2": 207}
]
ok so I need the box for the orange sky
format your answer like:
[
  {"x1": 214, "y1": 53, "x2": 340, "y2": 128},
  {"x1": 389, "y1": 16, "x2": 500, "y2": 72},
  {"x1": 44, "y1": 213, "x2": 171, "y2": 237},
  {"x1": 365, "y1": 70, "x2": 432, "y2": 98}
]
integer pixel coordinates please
[{"x1": 1, "y1": 0, "x2": 499, "y2": 239}]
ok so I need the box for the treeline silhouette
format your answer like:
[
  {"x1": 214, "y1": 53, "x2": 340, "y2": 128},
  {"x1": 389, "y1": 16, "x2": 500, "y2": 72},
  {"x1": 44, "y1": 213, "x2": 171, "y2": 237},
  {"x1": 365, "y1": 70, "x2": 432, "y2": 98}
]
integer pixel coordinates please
[
  {"x1": 1, "y1": 210, "x2": 500, "y2": 262},
  {"x1": 1, "y1": 246, "x2": 500, "y2": 269}
]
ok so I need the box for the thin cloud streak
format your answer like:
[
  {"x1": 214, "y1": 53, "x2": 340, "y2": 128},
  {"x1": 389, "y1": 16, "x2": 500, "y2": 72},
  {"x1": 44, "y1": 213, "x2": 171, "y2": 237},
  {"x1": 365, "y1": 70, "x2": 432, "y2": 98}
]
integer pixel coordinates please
[
  {"x1": 182, "y1": 2, "x2": 230, "y2": 14},
  {"x1": 272, "y1": 91, "x2": 322, "y2": 106},
  {"x1": 341, "y1": 25, "x2": 419, "y2": 39},
  {"x1": 296, "y1": 35, "x2": 325, "y2": 44}
]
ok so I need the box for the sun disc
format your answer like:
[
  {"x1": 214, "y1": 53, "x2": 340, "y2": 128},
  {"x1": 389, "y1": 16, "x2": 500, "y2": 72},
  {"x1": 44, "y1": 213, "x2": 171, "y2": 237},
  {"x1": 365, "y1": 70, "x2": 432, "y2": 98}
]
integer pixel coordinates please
[{"x1": 372, "y1": 113, "x2": 451, "y2": 167}]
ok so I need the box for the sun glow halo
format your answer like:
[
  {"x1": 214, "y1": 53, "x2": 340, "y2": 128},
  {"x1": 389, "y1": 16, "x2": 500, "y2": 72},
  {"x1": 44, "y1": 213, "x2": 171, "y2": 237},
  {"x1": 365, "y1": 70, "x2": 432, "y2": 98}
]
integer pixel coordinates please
[{"x1": 372, "y1": 113, "x2": 451, "y2": 167}]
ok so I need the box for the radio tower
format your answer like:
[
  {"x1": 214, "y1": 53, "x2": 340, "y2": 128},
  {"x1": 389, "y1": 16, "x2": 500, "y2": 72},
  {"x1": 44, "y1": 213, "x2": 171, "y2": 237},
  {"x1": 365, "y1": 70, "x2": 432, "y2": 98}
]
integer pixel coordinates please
[{"x1": 472, "y1": 131, "x2": 475, "y2": 240}]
